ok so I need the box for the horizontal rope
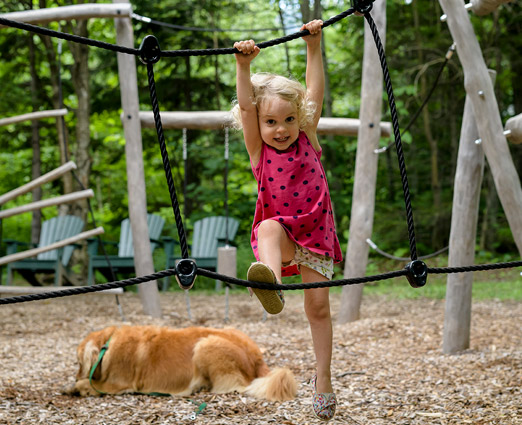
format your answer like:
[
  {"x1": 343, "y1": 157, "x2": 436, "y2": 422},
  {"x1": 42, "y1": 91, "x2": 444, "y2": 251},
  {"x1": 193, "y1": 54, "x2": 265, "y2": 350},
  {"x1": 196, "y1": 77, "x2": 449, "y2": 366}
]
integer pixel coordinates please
[
  {"x1": 428, "y1": 260, "x2": 522, "y2": 274},
  {"x1": 0, "y1": 17, "x2": 138, "y2": 55},
  {"x1": 0, "y1": 8, "x2": 355, "y2": 59},
  {"x1": 2, "y1": 259, "x2": 521, "y2": 305}
]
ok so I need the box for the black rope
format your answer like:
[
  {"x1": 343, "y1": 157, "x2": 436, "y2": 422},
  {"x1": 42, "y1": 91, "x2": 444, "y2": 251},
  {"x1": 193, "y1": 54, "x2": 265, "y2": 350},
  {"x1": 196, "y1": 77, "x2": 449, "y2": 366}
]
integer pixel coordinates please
[
  {"x1": 1, "y1": 258, "x2": 521, "y2": 305},
  {"x1": 365, "y1": 13, "x2": 418, "y2": 261},
  {"x1": 0, "y1": 17, "x2": 139, "y2": 56},
  {"x1": 376, "y1": 43, "x2": 456, "y2": 154},
  {"x1": 132, "y1": 12, "x2": 290, "y2": 33},
  {"x1": 160, "y1": 8, "x2": 356, "y2": 57},
  {"x1": 0, "y1": 8, "x2": 355, "y2": 59},
  {"x1": 146, "y1": 62, "x2": 189, "y2": 259}
]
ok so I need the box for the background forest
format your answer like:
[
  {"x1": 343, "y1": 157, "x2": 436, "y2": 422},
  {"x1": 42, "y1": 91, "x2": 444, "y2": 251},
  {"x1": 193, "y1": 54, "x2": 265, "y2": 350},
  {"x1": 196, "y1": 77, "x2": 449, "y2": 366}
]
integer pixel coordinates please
[{"x1": 0, "y1": 0, "x2": 521, "y2": 282}]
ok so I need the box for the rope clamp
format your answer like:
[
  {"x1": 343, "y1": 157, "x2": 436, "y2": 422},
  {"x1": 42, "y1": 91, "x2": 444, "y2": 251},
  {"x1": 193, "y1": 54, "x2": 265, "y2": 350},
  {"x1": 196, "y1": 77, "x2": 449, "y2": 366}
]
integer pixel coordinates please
[
  {"x1": 139, "y1": 35, "x2": 161, "y2": 65},
  {"x1": 351, "y1": 0, "x2": 375, "y2": 14},
  {"x1": 175, "y1": 259, "x2": 197, "y2": 290},
  {"x1": 404, "y1": 259, "x2": 428, "y2": 288}
]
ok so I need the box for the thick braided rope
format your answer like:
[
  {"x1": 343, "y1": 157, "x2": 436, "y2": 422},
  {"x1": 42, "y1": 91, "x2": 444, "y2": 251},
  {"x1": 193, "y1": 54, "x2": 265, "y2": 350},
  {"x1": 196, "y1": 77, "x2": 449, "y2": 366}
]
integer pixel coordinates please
[
  {"x1": 0, "y1": 267, "x2": 407, "y2": 305},
  {"x1": 161, "y1": 8, "x2": 356, "y2": 57},
  {"x1": 365, "y1": 13, "x2": 418, "y2": 261},
  {"x1": 0, "y1": 8, "x2": 355, "y2": 58},
  {"x1": 146, "y1": 63, "x2": 189, "y2": 259},
  {"x1": 0, "y1": 16, "x2": 139, "y2": 55},
  {"x1": 2, "y1": 259, "x2": 521, "y2": 305}
]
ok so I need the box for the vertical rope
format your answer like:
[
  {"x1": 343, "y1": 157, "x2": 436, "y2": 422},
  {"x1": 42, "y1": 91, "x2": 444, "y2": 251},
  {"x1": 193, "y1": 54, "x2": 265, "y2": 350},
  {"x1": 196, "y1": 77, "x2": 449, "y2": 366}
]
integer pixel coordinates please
[
  {"x1": 146, "y1": 62, "x2": 189, "y2": 259},
  {"x1": 365, "y1": 12, "x2": 418, "y2": 261}
]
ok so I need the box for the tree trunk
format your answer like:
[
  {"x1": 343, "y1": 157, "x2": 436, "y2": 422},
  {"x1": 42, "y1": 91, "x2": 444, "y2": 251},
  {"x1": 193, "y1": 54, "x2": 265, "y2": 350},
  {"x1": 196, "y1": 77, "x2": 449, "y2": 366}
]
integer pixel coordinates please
[
  {"x1": 338, "y1": 0, "x2": 386, "y2": 324},
  {"x1": 28, "y1": 30, "x2": 42, "y2": 245},
  {"x1": 38, "y1": 0, "x2": 73, "y2": 202},
  {"x1": 68, "y1": 17, "x2": 92, "y2": 223},
  {"x1": 412, "y1": 0, "x2": 442, "y2": 248}
]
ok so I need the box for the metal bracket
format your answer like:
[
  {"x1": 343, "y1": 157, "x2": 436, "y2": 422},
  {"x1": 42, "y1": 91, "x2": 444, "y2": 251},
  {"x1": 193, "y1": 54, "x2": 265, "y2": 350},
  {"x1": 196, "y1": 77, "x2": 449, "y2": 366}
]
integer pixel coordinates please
[
  {"x1": 404, "y1": 259, "x2": 428, "y2": 288},
  {"x1": 139, "y1": 35, "x2": 161, "y2": 65},
  {"x1": 175, "y1": 258, "x2": 197, "y2": 290},
  {"x1": 351, "y1": 0, "x2": 375, "y2": 14}
]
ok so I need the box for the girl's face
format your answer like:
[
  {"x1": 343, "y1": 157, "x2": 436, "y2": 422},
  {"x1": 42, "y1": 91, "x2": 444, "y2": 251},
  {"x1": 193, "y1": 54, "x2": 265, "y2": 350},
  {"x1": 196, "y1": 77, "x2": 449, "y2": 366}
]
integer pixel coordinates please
[{"x1": 258, "y1": 96, "x2": 300, "y2": 151}]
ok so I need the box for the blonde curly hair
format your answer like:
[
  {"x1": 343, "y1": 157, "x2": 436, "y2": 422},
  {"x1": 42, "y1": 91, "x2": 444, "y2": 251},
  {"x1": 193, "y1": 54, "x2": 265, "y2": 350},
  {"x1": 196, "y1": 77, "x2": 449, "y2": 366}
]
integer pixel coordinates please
[{"x1": 231, "y1": 73, "x2": 316, "y2": 130}]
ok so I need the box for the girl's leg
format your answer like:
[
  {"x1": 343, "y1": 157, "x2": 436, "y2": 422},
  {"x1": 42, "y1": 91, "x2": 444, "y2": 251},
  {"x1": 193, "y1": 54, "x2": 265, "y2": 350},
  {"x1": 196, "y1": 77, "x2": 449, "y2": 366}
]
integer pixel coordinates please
[
  {"x1": 256, "y1": 219, "x2": 295, "y2": 282},
  {"x1": 301, "y1": 266, "x2": 333, "y2": 394}
]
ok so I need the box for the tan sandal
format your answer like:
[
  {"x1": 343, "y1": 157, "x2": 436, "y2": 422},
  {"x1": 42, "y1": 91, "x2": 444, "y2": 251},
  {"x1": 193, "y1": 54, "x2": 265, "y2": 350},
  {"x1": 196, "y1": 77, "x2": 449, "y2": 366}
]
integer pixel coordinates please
[{"x1": 247, "y1": 262, "x2": 285, "y2": 315}]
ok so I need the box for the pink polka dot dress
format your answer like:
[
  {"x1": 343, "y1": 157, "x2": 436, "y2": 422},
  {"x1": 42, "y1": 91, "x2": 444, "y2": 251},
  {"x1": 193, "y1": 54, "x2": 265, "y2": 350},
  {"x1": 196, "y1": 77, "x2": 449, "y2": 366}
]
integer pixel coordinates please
[{"x1": 250, "y1": 131, "x2": 343, "y2": 276}]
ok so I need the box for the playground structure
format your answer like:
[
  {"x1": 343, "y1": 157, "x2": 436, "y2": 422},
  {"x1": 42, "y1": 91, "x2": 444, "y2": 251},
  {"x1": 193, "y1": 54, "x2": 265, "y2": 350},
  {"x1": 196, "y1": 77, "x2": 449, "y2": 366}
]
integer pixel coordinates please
[
  {"x1": 0, "y1": 0, "x2": 520, "y2": 357},
  {"x1": 0, "y1": 160, "x2": 104, "y2": 286}
]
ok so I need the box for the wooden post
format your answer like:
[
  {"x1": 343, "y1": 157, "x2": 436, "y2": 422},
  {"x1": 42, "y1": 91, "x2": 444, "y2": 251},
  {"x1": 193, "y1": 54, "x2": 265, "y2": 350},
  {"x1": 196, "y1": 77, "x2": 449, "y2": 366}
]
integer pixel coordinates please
[
  {"x1": 113, "y1": 0, "x2": 161, "y2": 318},
  {"x1": 442, "y1": 71, "x2": 495, "y2": 354},
  {"x1": 217, "y1": 246, "x2": 237, "y2": 291},
  {"x1": 338, "y1": 0, "x2": 386, "y2": 324},
  {"x1": 439, "y1": 0, "x2": 522, "y2": 256}
]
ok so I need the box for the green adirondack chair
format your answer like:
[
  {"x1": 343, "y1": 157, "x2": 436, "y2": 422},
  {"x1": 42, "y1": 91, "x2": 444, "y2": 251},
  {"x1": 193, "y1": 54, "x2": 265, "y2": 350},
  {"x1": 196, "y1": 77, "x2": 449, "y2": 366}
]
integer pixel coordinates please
[
  {"x1": 5, "y1": 215, "x2": 85, "y2": 286},
  {"x1": 87, "y1": 213, "x2": 165, "y2": 285},
  {"x1": 163, "y1": 216, "x2": 239, "y2": 290}
]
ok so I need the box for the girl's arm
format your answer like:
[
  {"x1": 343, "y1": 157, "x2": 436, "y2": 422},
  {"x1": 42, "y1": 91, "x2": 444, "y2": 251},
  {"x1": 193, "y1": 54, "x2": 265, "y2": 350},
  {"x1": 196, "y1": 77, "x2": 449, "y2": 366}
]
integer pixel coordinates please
[
  {"x1": 301, "y1": 20, "x2": 324, "y2": 151},
  {"x1": 234, "y1": 40, "x2": 263, "y2": 165}
]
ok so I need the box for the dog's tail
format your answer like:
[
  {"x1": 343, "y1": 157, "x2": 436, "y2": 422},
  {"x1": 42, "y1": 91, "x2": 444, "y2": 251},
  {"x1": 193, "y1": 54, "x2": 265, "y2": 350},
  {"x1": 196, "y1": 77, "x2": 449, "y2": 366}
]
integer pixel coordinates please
[{"x1": 245, "y1": 367, "x2": 297, "y2": 401}]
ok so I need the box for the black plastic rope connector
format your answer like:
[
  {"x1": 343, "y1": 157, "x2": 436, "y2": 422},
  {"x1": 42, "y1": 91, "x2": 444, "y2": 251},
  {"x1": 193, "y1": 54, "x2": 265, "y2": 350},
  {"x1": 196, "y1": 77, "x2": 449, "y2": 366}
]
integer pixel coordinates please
[
  {"x1": 139, "y1": 35, "x2": 162, "y2": 64},
  {"x1": 404, "y1": 260, "x2": 428, "y2": 288},
  {"x1": 351, "y1": 0, "x2": 375, "y2": 14},
  {"x1": 175, "y1": 259, "x2": 197, "y2": 290}
]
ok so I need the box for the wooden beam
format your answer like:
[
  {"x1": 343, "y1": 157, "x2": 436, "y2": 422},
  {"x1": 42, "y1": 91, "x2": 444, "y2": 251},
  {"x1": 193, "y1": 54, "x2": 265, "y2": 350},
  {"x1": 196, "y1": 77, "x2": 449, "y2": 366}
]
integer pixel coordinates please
[
  {"x1": 439, "y1": 0, "x2": 522, "y2": 255},
  {"x1": 338, "y1": 0, "x2": 387, "y2": 324},
  {"x1": 470, "y1": 0, "x2": 513, "y2": 16},
  {"x1": 0, "y1": 3, "x2": 132, "y2": 26},
  {"x1": 0, "y1": 161, "x2": 76, "y2": 206},
  {"x1": 0, "y1": 227, "x2": 104, "y2": 266},
  {"x1": 443, "y1": 71, "x2": 494, "y2": 355},
  {"x1": 0, "y1": 189, "x2": 94, "y2": 219},
  {"x1": 0, "y1": 286, "x2": 123, "y2": 295},
  {"x1": 505, "y1": 113, "x2": 522, "y2": 144},
  {"x1": 137, "y1": 111, "x2": 392, "y2": 137},
  {"x1": 114, "y1": 0, "x2": 162, "y2": 318},
  {"x1": 0, "y1": 109, "x2": 67, "y2": 127}
]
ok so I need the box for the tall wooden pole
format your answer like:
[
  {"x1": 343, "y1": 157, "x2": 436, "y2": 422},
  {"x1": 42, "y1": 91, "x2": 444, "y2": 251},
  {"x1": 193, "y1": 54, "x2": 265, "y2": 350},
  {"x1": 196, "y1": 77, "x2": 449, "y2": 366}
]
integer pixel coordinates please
[
  {"x1": 438, "y1": 0, "x2": 522, "y2": 255},
  {"x1": 443, "y1": 71, "x2": 495, "y2": 354},
  {"x1": 113, "y1": 0, "x2": 161, "y2": 317},
  {"x1": 338, "y1": 0, "x2": 386, "y2": 324}
]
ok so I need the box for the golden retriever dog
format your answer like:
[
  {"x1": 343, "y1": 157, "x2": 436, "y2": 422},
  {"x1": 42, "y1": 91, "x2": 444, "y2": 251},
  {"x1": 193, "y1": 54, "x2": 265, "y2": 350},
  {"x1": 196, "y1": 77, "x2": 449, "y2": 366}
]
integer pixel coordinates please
[{"x1": 67, "y1": 325, "x2": 297, "y2": 401}]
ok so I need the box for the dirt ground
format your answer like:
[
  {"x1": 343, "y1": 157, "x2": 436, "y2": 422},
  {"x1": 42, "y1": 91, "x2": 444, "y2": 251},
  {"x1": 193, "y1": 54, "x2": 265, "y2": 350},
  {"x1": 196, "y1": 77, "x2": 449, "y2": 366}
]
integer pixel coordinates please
[{"x1": 0, "y1": 288, "x2": 520, "y2": 425}]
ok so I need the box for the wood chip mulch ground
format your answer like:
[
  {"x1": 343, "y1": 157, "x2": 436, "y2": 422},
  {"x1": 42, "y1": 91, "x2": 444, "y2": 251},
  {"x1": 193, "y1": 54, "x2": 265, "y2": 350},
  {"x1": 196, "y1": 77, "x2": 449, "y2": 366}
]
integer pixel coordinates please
[{"x1": 0, "y1": 288, "x2": 520, "y2": 424}]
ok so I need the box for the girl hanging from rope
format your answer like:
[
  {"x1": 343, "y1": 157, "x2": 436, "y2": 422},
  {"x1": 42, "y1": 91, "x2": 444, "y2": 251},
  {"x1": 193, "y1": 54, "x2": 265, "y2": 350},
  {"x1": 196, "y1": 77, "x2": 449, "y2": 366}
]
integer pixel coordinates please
[{"x1": 232, "y1": 19, "x2": 342, "y2": 422}]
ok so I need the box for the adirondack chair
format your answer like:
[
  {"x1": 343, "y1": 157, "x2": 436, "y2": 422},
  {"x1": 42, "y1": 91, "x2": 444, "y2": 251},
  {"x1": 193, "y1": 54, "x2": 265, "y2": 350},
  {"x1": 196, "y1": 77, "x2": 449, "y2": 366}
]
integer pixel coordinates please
[
  {"x1": 5, "y1": 215, "x2": 85, "y2": 286},
  {"x1": 163, "y1": 216, "x2": 239, "y2": 290},
  {"x1": 87, "y1": 213, "x2": 165, "y2": 285}
]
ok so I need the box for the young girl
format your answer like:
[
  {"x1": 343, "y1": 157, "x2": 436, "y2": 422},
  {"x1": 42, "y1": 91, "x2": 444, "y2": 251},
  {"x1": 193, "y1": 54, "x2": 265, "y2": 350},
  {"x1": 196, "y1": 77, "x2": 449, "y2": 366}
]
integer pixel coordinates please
[{"x1": 233, "y1": 20, "x2": 342, "y2": 421}]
